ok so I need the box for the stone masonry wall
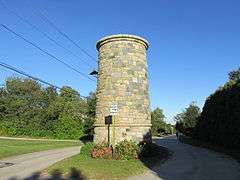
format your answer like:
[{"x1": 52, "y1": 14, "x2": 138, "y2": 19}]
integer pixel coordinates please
[{"x1": 94, "y1": 34, "x2": 151, "y2": 144}]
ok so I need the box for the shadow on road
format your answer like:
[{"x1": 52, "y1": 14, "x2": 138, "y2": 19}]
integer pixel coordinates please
[
  {"x1": 137, "y1": 136, "x2": 175, "y2": 180},
  {"x1": 138, "y1": 135, "x2": 240, "y2": 180}
]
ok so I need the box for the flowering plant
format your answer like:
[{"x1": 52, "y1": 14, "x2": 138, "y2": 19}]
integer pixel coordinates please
[{"x1": 91, "y1": 143, "x2": 113, "y2": 159}]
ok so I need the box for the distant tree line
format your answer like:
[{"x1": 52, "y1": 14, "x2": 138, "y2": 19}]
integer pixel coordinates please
[
  {"x1": 175, "y1": 67, "x2": 240, "y2": 150},
  {"x1": 0, "y1": 77, "x2": 96, "y2": 139},
  {"x1": 151, "y1": 107, "x2": 174, "y2": 136},
  {"x1": 175, "y1": 102, "x2": 201, "y2": 137}
]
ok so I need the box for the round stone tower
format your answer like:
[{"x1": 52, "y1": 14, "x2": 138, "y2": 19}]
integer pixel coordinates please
[{"x1": 94, "y1": 34, "x2": 151, "y2": 144}]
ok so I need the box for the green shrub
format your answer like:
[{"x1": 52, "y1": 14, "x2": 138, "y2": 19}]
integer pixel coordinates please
[
  {"x1": 194, "y1": 80, "x2": 240, "y2": 149},
  {"x1": 114, "y1": 140, "x2": 140, "y2": 160},
  {"x1": 80, "y1": 142, "x2": 95, "y2": 157},
  {"x1": 53, "y1": 114, "x2": 84, "y2": 139}
]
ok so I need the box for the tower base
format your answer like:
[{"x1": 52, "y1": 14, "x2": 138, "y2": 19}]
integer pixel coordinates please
[{"x1": 93, "y1": 124, "x2": 152, "y2": 145}]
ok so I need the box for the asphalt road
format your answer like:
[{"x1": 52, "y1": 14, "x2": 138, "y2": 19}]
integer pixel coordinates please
[
  {"x1": 130, "y1": 135, "x2": 240, "y2": 180},
  {"x1": 0, "y1": 146, "x2": 80, "y2": 179}
]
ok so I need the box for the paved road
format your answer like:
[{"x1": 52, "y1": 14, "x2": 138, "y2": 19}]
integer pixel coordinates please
[
  {"x1": 0, "y1": 146, "x2": 80, "y2": 179},
  {"x1": 130, "y1": 136, "x2": 240, "y2": 180}
]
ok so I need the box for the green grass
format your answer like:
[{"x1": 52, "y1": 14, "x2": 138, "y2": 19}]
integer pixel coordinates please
[
  {"x1": 45, "y1": 142, "x2": 171, "y2": 179},
  {"x1": 0, "y1": 139, "x2": 81, "y2": 159},
  {"x1": 46, "y1": 155, "x2": 147, "y2": 179}
]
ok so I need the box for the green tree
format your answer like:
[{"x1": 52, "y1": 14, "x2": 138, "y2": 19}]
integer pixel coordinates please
[
  {"x1": 195, "y1": 69, "x2": 240, "y2": 149},
  {"x1": 228, "y1": 67, "x2": 240, "y2": 82},
  {"x1": 151, "y1": 107, "x2": 166, "y2": 135},
  {"x1": 0, "y1": 87, "x2": 7, "y2": 119},
  {"x1": 165, "y1": 124, "x2": 174, "y2": 134},
  {"x1": 5, "y1": 78, "x2": 46, "y2": 133},
  {"x1": 50, "y1": 86, "x2": 87, "y2": 139},
  {"x1": 174, "y1": 102, "x2": 201, "y2": 135},
  {"x1": 83, "y1": 92, "x2": 96, "y2": 136},
  {"x1": 0, "y1": 77, "x2": 96, "y2": 139}
]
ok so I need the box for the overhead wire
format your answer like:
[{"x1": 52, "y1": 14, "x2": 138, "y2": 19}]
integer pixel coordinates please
[
  {"x1": 0, "y1": 24, "x2": 96, "y2": 83},
  {"x1": 33, "y1": 9, "x2": 97, "y2": 63},
  {"x1": 0, "y1": 0, "x2": 95, "y2": 69},
  {"x1": 0, "y1": 61, "x2": 87, "y2": 98}
]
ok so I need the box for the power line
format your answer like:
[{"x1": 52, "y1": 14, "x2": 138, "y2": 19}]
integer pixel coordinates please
[
  {"x1": 0, "y1": 24, "x2": 96, "y2": 83},
  {"x1": 0, "y1": 1, "x2": 95, "y2": 69},
  {"x1": 35, "y1": 11, "x2": 97, "y2": 63},
  {"x1": 0, "y1": 61, "x2": 87, "y2": 98}
]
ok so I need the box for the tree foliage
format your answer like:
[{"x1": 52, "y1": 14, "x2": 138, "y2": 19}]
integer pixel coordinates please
[
  {"x1": 175, "y1": 102, "x2": 201, "y2": 136},
  {"x1": 151, "y1": 107, "x2": 172, "y2": 135},
  {"x1": 228, "y1": 67, "x2": 240, "y2": 82},
  {"x1": 0, "y1": 77, "x2": 96, "y2": 139},
  {"x1": 194, "y1": 68, "x2": 240, "y2": 149}
]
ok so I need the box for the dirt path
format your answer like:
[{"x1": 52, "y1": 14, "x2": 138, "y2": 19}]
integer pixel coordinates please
[
  {"x1": 0, "y1": 146, "x2": 80, "y2": 179},
  {"x1": 129, "y1": 136, "x2": 240, "y2": 180}
]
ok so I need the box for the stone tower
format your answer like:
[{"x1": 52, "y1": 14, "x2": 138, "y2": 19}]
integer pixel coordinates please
[{"x1": 94, "y1": 34, "x2": 151, "y2": 144}]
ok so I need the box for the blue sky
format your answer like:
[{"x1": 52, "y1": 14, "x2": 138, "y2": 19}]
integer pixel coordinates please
[{"x1": 0, "y1": 0, "x2": 239, "y2": 123}]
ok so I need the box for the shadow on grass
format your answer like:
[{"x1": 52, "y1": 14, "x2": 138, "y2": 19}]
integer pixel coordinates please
[{"x1": 9, "y1": 168, "x2": 86, "y2": 180}]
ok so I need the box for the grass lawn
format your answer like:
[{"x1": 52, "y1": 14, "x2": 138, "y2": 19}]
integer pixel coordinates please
[
  {"x1": 46, "y1": 155, "x2": 147, "y2": 179},
  {"x1": 0, "y1": 138, "x2": 81, "y2": 159},
  {"x1": 45, "y1": 142, "x2": 170, "y2": 179}
]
